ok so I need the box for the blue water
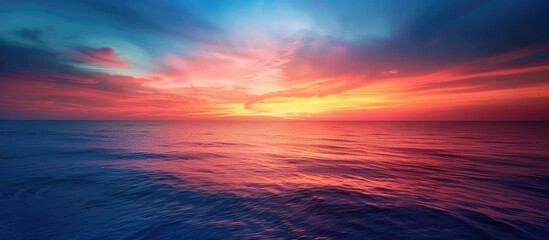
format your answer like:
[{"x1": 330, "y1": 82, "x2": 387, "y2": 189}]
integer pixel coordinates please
[{"x1": 0, "y1": 121, "x2": 548, "y2": 239}]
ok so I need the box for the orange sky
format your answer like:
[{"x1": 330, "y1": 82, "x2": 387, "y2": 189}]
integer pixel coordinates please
[{"x1": 1, "y1": 1, "x2": 548, "y2": 120}]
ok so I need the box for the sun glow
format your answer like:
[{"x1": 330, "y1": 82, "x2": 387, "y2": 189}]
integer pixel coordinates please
[
  {"x1": 217, "y1": 89, "x2": 398, "y2": 119},
  {"x1": 1, "y1": 1, "x2": 548, "y2": 120}
]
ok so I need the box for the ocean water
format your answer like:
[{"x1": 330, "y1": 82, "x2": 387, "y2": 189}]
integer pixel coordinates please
[{"x1": 0, "y1": 121, "x2": 547, "y2": 239}]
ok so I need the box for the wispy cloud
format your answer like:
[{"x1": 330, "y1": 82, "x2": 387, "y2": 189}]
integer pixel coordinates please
[
  {"x1": 0, "y1": 0, "x2": 548, "y2": 120},
  {"x1": 66, "y1": 47, "x2": 129, "y2": 68}
]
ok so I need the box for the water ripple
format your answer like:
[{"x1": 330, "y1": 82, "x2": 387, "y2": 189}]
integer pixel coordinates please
[{"x1": 1, "y1": 121, "x2": 548, "y2": 239}]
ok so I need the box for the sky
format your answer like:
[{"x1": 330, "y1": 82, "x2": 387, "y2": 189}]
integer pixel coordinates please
[{"x1": 0, "y1": 0, "x2": 548, "y2": 120}]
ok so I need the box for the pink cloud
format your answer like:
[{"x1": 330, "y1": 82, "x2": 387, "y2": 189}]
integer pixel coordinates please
[
  {"x1": 3, "y1": 36, "x2": 549, "y2": 120},
  {"x1": 381, "y1": 69, "x2": 399, "y2": 76},
  {"x1": 65, "y1": 47, "x2": 130, "y2": 68},
  {"x1": 154, "y1": 37, "x2": 301, "y2": 96},
  {"x1": 0, "y1": 71, "x2": 213, "y2": 119}
]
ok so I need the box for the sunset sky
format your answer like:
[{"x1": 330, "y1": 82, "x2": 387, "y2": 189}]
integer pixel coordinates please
[{"x1": 0, "y1": 0, "x2": 548, "y2": 120}]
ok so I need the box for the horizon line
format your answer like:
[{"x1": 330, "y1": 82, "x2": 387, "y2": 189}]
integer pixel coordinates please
[{"x1": 1, "y1": 119, "x2": 548, "y2": 122}]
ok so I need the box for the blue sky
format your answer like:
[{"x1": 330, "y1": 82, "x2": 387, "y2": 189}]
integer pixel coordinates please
[{"x1": 1, "y1": 0, "x2": 548, "y2": 119}]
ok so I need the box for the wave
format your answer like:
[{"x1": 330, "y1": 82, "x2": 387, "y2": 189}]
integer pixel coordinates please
[{"x1": 1, "y1": 121, "x2": 548, "y2": 239}]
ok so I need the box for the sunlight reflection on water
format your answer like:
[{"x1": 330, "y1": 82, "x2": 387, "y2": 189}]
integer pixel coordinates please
[{"x1": 1, "y1": 121, "x2": 548, "y2": 239}]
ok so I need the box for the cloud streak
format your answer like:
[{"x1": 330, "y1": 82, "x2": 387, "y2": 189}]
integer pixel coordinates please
[
  {"x1": 66, "y1": 47, "x2": 129, "y2": 68},
  {"x1": 0, "y1": 0, "x2": 548, "y2": 120}
]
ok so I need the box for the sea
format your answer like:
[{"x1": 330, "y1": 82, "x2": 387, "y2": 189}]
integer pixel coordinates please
[{"x1": 0, "y1": 121, "x2": 547, "y2": 239}]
